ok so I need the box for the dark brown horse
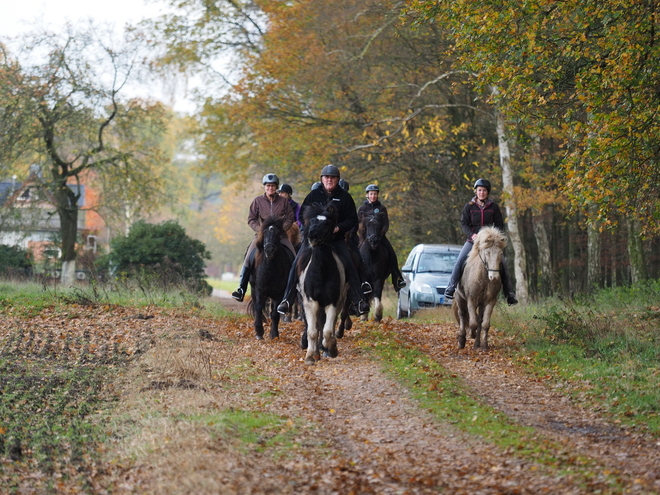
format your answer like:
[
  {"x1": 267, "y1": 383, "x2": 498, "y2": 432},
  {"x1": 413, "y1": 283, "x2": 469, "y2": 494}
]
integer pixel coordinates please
[
  {"x1": 358, "y1": 211, "x2": 390, "y2": 322},
  {"x1": 248, "y1": 216, "x2": 294, "y2": 340},
  {"x1": 452, "y1": 226, "x2": 507, "y2": 349}
]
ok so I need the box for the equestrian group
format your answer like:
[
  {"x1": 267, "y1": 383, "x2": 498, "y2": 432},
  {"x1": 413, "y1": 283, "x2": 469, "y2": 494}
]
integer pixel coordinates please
[
  {"x1": 232, "y1": 165, "x2": 405, "y2": 364},
  {"x1": 232, "y1": 169, "x2": 518, "y2": 359}
]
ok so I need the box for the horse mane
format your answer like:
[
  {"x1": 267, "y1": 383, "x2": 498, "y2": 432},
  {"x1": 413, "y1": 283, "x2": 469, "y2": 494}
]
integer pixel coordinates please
[
  {"x1": 302, "y1": 200, "x2": 338, "y2": 226},
  {"x1": 287, "y1": 222, "x2": 301, "y2": 247},
  {"x1": 468, "y1": 226, "x2": 507, "y2": 261}
]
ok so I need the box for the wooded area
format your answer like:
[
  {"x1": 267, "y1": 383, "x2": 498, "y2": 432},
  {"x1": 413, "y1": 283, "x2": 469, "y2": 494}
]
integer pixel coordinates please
[{"x1": 1, "y1": 0, "x2": 659, "y2": 298}]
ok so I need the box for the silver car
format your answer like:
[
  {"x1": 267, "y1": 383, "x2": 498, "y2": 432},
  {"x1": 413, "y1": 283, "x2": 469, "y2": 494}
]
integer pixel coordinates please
[{"x1": 397, "y1": 243, "x2": 462, "y2": 319}]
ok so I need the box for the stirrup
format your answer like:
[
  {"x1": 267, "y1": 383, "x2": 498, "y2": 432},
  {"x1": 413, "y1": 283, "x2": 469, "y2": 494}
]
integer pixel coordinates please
[
  {"x1": 395, "y1": 279, "x2": 406, "y2": 291},
  {"x1": 358, "y1": 300, "x2": 369, "y2": 315},
  {"x1": 277, "y1": 300, "x2": 290, "y2": 315},
  {"x1": 231, "y1": 287, "x2": 245, "y2": 302},
  {"x1": 361, "y1": 281, "x2": 372, "y2": 295},
  {"x1": 507, "y1": 294, "x2": 518, "y2": 306},
  {"x1": 444, "y1": 286, "x2": 455, "y2": 300}
]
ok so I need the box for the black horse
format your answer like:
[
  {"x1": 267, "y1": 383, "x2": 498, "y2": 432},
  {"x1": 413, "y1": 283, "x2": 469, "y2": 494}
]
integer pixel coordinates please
[
  {"x1": 248, "y1": 216, "x2": 294, "y2": 340},
  {"x1": 358, "y1": 211, "x2": 391, "y2": 321},
  {"x1": 296, "y1": 201, "x2": 350, "y2": 364}
]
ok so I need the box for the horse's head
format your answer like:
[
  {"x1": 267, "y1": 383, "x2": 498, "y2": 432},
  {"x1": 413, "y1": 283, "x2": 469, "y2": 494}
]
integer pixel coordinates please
[
  {"x1": 256, "y1": 216, "x2": 285, "y2": 260},
  {"x1": 472, "y1": 226, "x2": 508, "y2": 281},
  {"x1": 303, "y1": 201, "x2": 338, "y2": 246},
  {"x1": 361, "y1": 212, "x2": 385, "y2": 250}
]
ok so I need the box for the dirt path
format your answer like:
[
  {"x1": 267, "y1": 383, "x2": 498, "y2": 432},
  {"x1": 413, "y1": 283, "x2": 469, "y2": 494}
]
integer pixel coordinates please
[{"x1": 90, "y1": 290, "x2": 660, "y2": 495}]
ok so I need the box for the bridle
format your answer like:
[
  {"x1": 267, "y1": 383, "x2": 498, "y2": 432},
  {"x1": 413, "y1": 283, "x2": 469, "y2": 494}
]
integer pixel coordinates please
[{"x1": 479, "y1": 249, "x2": 500, "y2": 274}]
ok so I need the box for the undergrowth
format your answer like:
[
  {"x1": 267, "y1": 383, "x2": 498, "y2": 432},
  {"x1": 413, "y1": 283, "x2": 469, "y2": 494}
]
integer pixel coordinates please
[{"x1": 494, "y1": 281, "x2": 660, "y2": 435}]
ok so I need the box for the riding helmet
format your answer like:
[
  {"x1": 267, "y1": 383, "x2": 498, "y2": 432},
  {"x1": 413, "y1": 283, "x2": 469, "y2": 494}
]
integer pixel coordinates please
[
  {"x1": 278, "y1": 183, "x2": 293, "y2": 194},
  {"x1": 311, "y1": 181, "x2": 322, "y2": 191},
  {"x1": 473, "y1": 178, "x2": 491, "y2": 192},
  {"x1": 365, "y1": 184, "x2": 379, "y2": 192},
  {"x1": 262, "y1": 173, "x2": 280, "y2": 186},
  {"x1": 339, "y1": 179, "x2": 350, "y2": 191},
  {"x1": 320, "y1": 164, "x2": 340, "y2": 177}
]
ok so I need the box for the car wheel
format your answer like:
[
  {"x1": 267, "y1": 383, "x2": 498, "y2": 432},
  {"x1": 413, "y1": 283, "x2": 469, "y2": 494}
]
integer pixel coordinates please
[{"x1": 396, "y1": 296, "x2": 405, "y2": 319}]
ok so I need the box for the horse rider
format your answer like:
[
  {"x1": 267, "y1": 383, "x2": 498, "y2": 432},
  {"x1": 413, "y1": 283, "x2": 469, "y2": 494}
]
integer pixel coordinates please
[
  {"x1": 443, "y1": 178, "x2": 518, "y2": 305},
  {"x1": 277, "y1": 164, "x2": 372, "y2": 316},
  {"x1": 357, "y1": 184, "x2": 406, "y2": 292},
  {"x1": 231, "y1": 173, "x2": 296, "y2": 302},
  {"x1": 278, "y1": 183, "x2": 302, "y2": 228}
]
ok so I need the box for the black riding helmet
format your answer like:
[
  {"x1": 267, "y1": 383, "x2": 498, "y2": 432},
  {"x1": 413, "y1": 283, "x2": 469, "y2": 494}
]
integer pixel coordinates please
[
  {"x1": 320, "y1": 164, "x2": 340, "y2": 177},
  {"x1": 278, "y1": 183, "x2": 293, "y2": 194},
  {"x1": 339, "y1": 179, "x2": 350, "y2": 191},
  {"x1": 473, "y1": 178, "x2": 491, "y2": 193},
  {"x1": 262, "y1": 173, "x2": 280, "y2": 186}
]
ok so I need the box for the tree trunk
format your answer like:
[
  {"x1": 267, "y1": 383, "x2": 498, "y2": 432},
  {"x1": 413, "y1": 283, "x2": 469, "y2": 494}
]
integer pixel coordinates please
[
  {"x1": 53, "y1": 181, "x2": 80, "y2": 285},
  {"x1": 586, "y1": 203, "x2": 601, "y2": 290},
  {"x1": 529, "y1": 135, "x2": 552, "y2": 297},
  {"x1": 496, "y1": 108, "x2": 529, "y2": 303},
  {"x1": 627, "y1": 217, "x2": 647, "y2": 284}
]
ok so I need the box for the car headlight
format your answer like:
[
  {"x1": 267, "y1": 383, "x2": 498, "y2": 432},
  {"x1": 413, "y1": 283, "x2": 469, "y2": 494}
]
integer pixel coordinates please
[{"x1": 411, "y1": 281, "x2": 433, "y2": 294}]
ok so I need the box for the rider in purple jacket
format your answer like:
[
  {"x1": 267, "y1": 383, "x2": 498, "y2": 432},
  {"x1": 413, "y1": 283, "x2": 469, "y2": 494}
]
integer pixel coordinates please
[{"x1": 444, "y1": 179, "x2": 518, "y2": 305}]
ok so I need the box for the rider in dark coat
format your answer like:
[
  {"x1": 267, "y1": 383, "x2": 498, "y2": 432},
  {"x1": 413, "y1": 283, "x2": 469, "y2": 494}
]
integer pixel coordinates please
[
  {"x1": 444, "y1": 178, "x2": 518, "y2": 305},
  {"x1": 357, "y1": 184, "x2": 406, "y2": 292},
  {"x1": 277, "y1": 164, "x2": 371, "y2": 316}
]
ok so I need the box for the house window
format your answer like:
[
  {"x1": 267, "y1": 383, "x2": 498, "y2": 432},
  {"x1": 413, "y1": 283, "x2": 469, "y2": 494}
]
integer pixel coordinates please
[{"x1": 18, "y1": 188, "x2": 31, "y2": 201}]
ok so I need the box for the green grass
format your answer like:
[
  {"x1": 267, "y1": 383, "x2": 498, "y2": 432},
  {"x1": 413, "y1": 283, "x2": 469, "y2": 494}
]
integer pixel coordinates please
[
  {"x1": 493, "y1": 281, "x2": 660, "y2": 435},
  {"x1": 0, "y1": 280, "x2": 240, "y2": 319}
]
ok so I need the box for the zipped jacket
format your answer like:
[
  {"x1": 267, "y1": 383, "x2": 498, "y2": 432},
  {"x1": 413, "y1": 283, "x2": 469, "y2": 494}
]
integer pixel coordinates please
[
  {"x1": 460, "y1": 197, "x2": 504, "y2": 242},
  {"x1": 248, "y1": 194, "x2": 294, "y2": 233},
  {"x1": 301, "y1": 185, "x2": 358, "y2": 243}
]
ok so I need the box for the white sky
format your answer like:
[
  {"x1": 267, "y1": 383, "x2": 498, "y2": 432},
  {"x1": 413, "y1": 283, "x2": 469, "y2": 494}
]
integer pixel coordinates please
[{"x1": 0, "y1": 0, "x2": 197, "y2": 113}]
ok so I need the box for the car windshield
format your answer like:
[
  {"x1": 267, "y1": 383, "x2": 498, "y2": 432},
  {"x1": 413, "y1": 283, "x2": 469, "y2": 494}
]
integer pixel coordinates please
[{"x1": 416, "y1": 252, "x2": 458, "y2": 273}]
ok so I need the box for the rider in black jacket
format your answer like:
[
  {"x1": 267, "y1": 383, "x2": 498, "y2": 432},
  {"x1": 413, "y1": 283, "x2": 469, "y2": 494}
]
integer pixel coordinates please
[
  {"x1": 277, "y1": 164, "x2": 371, "y2": 316},
  {"x1": 444, "y1": 179, "x2": 518, "y2": 305}
]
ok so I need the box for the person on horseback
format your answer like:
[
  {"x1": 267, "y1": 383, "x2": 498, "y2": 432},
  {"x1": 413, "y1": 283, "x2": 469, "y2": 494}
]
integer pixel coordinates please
[
  {"x1": 357, "y1": 184, "x2": 406, "y2": 292},
  {"x1": 443, "y1": 178, "x2": 518, "y2": 305},
  {"x1": 278, "y1": 183, "x2": 302, "y2": 228},
  {"x1": 277, "y1": 164, "x2": 372, "y2": 316},
  {"x1": 231, "y1": 173, "x2": 297, "y2": 302}
]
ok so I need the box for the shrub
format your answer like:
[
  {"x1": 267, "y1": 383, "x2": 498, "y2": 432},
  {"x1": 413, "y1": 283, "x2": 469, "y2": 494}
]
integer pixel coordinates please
[
  {"x1": 0, "y1": 244, "x2": 33, "y2": 277},
  {"x1": 106, "y1": 220, "x2": 212, "y2": 294}
]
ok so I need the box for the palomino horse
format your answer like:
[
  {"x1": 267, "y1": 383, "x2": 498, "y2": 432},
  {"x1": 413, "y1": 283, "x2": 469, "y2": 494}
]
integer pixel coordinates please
[
  {"x1": 296, "y1": 201, "x2": 349, "y2": 364},
  {"x1": 358, "y1": 211, "x2": 390, "y2": 321},
  {"x1": 248, "y1": 216, "x2": 294, "y2": 340},
  {"x1": 452, "y1": 226, "x2": 507, "y2": 349}
]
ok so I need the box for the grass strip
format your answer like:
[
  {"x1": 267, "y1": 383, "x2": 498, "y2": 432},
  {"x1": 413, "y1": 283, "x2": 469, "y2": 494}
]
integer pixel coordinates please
[{"x1": 360, "y1": 328, "x2": 626, "y2": 493}]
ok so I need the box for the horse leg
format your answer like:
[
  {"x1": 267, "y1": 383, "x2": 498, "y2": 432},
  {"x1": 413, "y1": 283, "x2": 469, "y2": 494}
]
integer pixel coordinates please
[
  {"x1": 303, "y1": 301, "x2": 320, "y2": 364},
  {"x1": 253, "y1": 294, "x2": 265, "y2": 340},
  {"x1": 479, "y1": 303, "x2": 496, "y2": 349},
  {"x1": 270, "y1": 300, "x2": 280, "y2": 339},
  {"x1": 322, "y1": 305, "x2": 339, "y2": 358},
  {"x1": 454, "y1": 299, "x2": 467, "y2": 349},
  {"x1": 467, "y1": 299, "x2": 480, "y2": 347}
]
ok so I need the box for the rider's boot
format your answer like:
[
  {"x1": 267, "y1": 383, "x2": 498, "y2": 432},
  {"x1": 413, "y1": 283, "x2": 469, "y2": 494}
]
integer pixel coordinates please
[
  {"x1": 444, "y1": 284, "x2": 456, "y2": 300},
  {"x1": 231, "y1": 254, "x2": 253, "y2": 302}
]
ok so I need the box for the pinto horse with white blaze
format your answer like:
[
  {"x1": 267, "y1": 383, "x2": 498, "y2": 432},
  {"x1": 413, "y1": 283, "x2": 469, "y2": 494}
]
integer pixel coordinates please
[
  {"x1": 296, "y1": 201, "x2": 349, "y2": 364},
  {"x1": 358, "y1": 211, "x2": 390, "y2": 321},
  {"x1": 452, "y1": 226, "x2": 507, "y2": 349},
  {"x1": 247, "y1": 216, "x2": 294, "y2": 340}
]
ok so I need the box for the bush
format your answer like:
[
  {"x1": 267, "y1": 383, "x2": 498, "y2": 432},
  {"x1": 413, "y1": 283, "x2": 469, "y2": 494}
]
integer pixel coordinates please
[
  {"x1": 0, "y1": 245, "x2": 33, "y2": 277},
  {"x1": 106, "y1": 221, "x2": 211, "y2": 295}
]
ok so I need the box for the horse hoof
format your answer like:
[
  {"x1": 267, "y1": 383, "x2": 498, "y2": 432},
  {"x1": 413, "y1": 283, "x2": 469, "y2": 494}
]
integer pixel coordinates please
[
  {"x1": 256, "y1": 334, "x2": 264, "y2": 340},
  {"x1": 305, "y1": 359, "x2": 316, "y2": 365},
  {"x1": 345, "y1": 318, "x2": 352, "y2": 331},
  {"x1": 457, "y1": 337, "x2": 466, "y2": 349},
  {"x1": 327, "y1": 347, "x2": 338, "y2": 358}
]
